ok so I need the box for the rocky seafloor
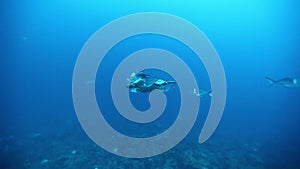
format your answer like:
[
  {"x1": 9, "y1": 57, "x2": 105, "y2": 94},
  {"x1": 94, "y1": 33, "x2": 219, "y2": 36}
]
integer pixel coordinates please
[{"x1": 0, "y1": 122, "x2": 296, "y2": 169}]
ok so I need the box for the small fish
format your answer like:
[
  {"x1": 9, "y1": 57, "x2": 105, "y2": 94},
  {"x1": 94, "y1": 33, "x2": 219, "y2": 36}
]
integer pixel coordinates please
[
  {"x1": 265, "y1": 77, "x2": 300, "y2": 88},
  {"x1": 41, "y1": 159, "x2": 49, "y2": 164},
  {"x1": 193, "y1": 88, "x2": 212, "y2": 97}
]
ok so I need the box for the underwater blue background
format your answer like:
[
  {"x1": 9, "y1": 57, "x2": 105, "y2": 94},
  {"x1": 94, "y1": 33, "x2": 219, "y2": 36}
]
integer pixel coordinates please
[{"x1": 1, "y1": 0, "x2": 300, "y2": 168}]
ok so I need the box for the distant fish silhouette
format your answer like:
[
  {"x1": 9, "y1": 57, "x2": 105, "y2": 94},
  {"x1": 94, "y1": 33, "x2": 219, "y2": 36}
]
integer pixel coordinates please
[
  {"x1": 265, "y1": 77, "x2": 300, "y2": 88},
  {"x1": 193, "y1": 88, "x2": 212, "y2": 97}
]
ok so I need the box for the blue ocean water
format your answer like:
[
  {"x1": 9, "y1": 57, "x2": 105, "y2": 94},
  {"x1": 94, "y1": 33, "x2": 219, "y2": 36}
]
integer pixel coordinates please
[{"x1": 1, "y1": 0, "x2": 300, "y2": 168}]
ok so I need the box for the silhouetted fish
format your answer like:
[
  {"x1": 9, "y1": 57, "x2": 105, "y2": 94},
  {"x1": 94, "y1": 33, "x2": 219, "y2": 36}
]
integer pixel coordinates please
[
  {"x1": 193, "y1": 88, "x2": 212, "y2": 97},
  {"x1": 265, "y1": 77, "x2": 300, "y2": 88}
]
